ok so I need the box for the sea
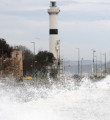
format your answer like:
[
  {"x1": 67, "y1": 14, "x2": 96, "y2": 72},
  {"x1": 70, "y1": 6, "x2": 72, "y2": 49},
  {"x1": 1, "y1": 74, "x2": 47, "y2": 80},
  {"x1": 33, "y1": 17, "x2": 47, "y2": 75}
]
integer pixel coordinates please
[{"x1": 0, "y1": 76, "x2": 110, "y2": 120}]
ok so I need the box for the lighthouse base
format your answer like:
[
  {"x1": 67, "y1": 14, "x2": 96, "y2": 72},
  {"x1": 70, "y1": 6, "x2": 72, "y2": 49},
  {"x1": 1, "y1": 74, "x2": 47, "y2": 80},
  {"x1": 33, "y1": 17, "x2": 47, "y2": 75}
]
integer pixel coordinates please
[{"x1": 47, "y1": 59, "x2": 63, "y2": 80}]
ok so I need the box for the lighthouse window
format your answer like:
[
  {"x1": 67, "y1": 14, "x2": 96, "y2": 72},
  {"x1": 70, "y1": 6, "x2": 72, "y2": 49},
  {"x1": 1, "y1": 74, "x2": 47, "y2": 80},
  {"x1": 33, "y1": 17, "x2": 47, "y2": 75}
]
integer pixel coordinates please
[{"x1": 50, "y1": 29, "x2": 58, "y2": 34}]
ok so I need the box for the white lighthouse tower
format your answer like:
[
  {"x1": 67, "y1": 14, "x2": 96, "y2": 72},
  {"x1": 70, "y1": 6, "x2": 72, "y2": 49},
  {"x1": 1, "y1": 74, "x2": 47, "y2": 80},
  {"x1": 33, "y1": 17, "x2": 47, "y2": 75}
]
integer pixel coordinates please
[{"x1": 48, "y1": 0, "x2": 60, "y2": 60}]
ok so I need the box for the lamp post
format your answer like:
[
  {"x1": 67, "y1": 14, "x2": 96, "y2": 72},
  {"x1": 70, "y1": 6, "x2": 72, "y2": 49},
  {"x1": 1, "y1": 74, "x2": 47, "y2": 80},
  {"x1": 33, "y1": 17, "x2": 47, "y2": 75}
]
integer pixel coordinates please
[
  {"x1": 103, "y1": 53, "x2": 107, "y2": 76},
  {"x1": 57, "y1": 40, "x2": 60, "y2": 60},
  {"x1": 81, "y1": 58, "x2": 83, "y2": 77},
  {"x1": 58, "y1": 40, "x2": 60, "y2": 67},
  {"x1": 31, "y1": 42, "x2": 35, "y2": 55},
  {"x1": 100, "y1": 53, "x2": 102, "y2": 76},
  {"x1": 91, "y1": 49, "x2": 96, "y2": 75},
  {"x1": 31, "y1": 42, "x2": 35, "y2": 78},
  {"x1": 76, "y1": 48, "x2": 80, "y2": 75},
  {"x1": 95, "y1": 56, "x2": 97, "y2": 77}
]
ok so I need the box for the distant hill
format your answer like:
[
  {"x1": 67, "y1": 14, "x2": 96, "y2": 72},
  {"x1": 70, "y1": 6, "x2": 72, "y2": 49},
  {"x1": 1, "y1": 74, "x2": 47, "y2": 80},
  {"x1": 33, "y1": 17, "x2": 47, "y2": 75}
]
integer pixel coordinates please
[{"x1": 63, "y1": 60, "x2": 110, "y2": 75}]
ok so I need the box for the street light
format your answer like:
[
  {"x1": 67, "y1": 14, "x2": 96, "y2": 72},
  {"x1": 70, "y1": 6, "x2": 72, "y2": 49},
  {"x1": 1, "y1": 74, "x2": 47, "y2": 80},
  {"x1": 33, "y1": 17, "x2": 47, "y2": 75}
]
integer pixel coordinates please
[
  {"x1": 76, "y1": 48, "x2": 80, "y2": 75},
  {"x1": 100, "y1": 53, "x2": 102, "y2": 76},
  {"x1": 58, "y1": 40, "x2": 60, "y2": 78},
  {"x1": 103, "y1": 53, "x2": 107, "y2": 76},
  {"x1": 95, "y1": 56, "x2": 97, "y2": 77},
  {"x1": 31, "y1": 42, "x2": 35, "y2": 78},
  {"x1": 81, "y1": 58, "x2": 83, "y2": 77},
  {"x1": 58, "y1": 40, "x2": 60, "y2": 62},
  {"x1": 31, "y1": 42, "x2": 35, "y2": 55},
  {"x1": 91, "y1": 49, "x2": 96, "y2": 75}
]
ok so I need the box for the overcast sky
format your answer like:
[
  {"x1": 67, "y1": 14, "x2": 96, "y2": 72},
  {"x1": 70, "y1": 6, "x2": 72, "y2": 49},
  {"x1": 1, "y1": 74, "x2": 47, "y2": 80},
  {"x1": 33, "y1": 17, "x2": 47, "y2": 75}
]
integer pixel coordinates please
[{"x1": 0, "y1": 0, "x2": 110, "y2": 61}]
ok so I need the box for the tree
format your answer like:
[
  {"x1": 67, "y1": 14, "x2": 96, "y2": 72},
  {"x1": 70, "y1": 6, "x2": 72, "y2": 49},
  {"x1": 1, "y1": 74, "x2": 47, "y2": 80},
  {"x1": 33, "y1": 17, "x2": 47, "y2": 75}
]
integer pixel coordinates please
[
  {"x1": 15, "y1": 45, "x2": 34, "y2": 76},
  {"x1": 35, "y1": 51, "x2": 55, "y2": 71},
  {"x1": 0, "y1": 39, "x2": 13, "y2": 71},
  {"x1": 23, "y1": 48, "x2": 34, "y2": 75},
  {"x1": 0, "y1": 38, "x2": 13, "y2": 58}
]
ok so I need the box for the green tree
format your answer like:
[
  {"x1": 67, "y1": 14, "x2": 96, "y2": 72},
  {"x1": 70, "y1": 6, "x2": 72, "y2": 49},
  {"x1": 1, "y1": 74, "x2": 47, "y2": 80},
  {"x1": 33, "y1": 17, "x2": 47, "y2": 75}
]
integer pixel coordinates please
[
  {"x1": 0, "y1": 38, "x2": 13, "y2": 58},
  {"x1": 15, "y1": 45, "x2": 34, "y2": 76},
  {"x1": 35, "y1": 51, "x2": 55, "y2": 71}
]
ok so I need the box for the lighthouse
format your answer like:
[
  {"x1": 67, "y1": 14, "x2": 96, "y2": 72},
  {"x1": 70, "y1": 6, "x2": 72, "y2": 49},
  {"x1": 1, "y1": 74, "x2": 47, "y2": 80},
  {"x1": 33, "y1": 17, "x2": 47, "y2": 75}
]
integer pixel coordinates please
[{"x1": 48, "y1": 0, "x2": 60, "y2": 60}]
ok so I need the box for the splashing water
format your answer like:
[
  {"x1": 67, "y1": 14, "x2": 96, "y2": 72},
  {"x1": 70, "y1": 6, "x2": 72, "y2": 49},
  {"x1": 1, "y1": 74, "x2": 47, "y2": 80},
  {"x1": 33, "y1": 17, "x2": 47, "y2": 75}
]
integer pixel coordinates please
[{"x1": 0, "y1": 76, "x2": 110, "y2": 120}]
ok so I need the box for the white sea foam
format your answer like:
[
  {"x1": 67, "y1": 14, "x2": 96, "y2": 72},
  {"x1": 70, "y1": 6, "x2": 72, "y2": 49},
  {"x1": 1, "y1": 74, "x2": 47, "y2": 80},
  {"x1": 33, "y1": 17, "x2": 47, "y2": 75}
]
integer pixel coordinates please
[{"x1": 0, "y1": 76, "x2": 110, "y2": 120}]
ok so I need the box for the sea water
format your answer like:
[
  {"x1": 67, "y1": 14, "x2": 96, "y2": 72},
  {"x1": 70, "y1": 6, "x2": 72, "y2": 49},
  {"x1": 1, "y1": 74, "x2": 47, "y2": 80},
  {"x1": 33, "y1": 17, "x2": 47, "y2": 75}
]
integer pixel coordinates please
[{"x1": 0, "y1": 76, "x2": 110, "y2": 120}]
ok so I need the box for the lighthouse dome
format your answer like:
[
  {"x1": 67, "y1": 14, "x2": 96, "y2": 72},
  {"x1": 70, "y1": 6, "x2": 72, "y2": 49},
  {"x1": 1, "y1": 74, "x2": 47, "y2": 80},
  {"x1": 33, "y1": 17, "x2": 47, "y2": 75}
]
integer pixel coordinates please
[{"x1": 50, "y1": 0, "x2": 56, "y2": 7}]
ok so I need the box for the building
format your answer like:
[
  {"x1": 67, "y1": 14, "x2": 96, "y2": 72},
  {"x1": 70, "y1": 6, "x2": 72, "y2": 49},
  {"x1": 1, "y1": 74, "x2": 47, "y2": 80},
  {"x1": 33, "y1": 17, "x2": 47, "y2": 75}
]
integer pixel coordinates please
[
  {"x1": 0, "y1": 50, "x2": 23, "y2": 80},
  {"x1": 11, "y1": 50, "x2": 23, "y2": 80}
]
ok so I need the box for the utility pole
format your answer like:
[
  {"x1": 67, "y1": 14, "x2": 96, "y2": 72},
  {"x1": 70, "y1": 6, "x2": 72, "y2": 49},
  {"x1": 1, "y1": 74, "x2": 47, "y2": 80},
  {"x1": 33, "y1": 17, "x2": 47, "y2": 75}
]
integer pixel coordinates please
[
  {"x1": 58, "y1": 40, "x2": 60, "y2": 79},
  {"x1": 76, "y1": 48, "x2": 80, "y2": 75},
  {"x1": 95, "y1": 56, "x2": 97, "y2": 77},
  {"x1": 103, "y1": 53, "x2": 107, "y2": 76},
  {"x1": 91, "y1": 49, "x2": 96, "y2": 76},
  {"x1": 100, "y1": 53, "x2": 102, "y2": 76},
  {"x1": 31, "y1": 42, "x2": 35, "y2": 78},
  {"x1": 81, "y1": 58, "x2": 83, "y2": 77}
]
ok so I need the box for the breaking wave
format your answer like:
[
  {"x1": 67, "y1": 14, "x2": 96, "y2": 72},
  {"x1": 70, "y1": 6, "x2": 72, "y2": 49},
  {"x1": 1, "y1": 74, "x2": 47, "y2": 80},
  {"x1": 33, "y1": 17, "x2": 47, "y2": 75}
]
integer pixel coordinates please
[{"x1": 0, "y1": 76, "x2": 110, "y2": 120}]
